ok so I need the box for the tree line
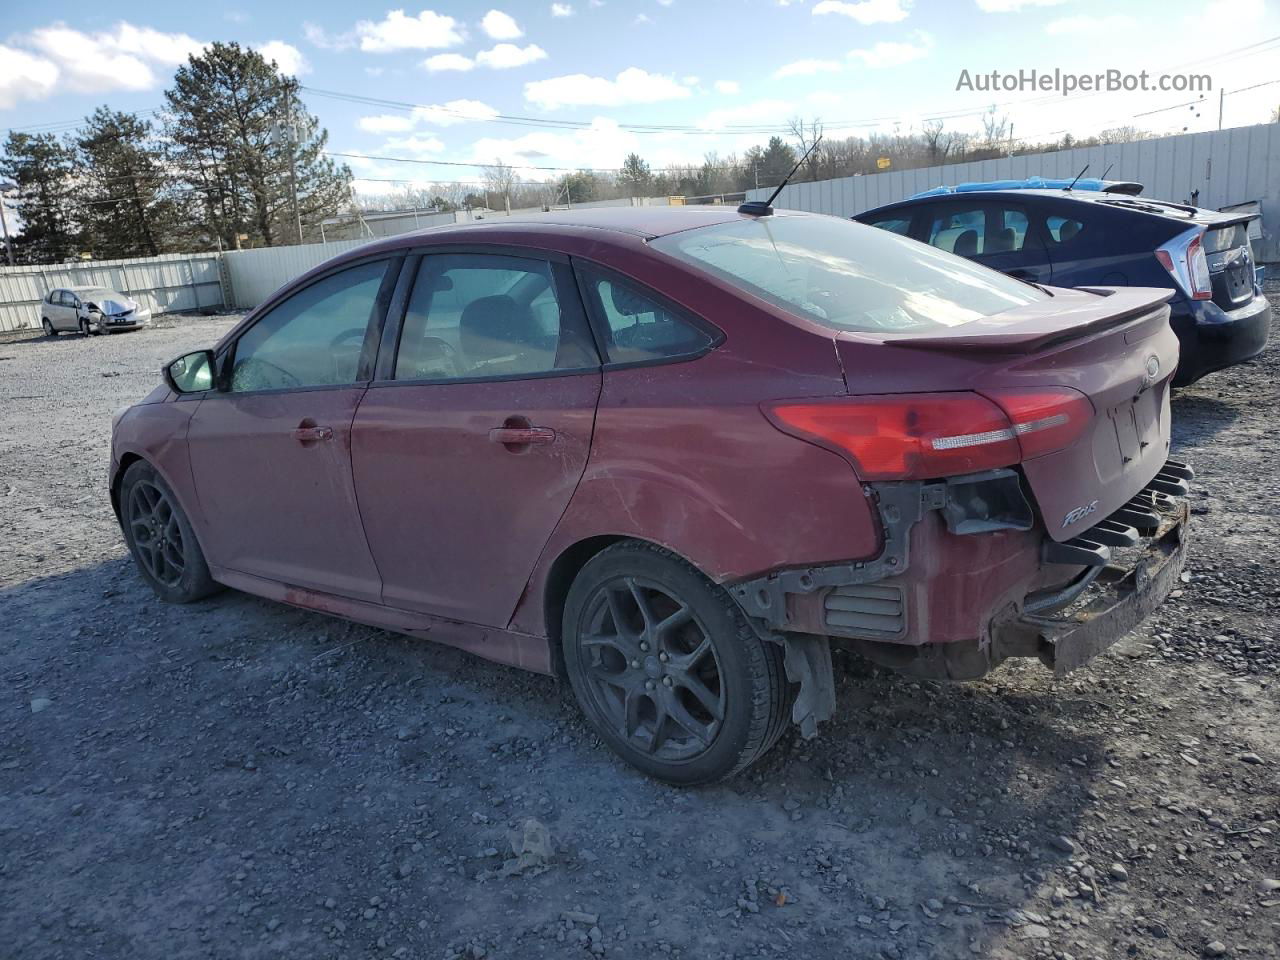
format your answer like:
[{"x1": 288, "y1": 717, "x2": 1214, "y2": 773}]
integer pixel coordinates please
[
  {"x1": 357, "y1": 114, "x2": 1154, "y2": 215},
  {"x1": 0, "y1": 42, "x2": 352, "y2": 265}
]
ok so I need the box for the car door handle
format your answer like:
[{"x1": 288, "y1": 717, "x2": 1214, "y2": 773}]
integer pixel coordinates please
[
  {"x1": 292, "y1": 424, "x2": 334, "y2": 443},
  {"x1": 488, "y1": 426, "x2": 556, "y2": 446}
]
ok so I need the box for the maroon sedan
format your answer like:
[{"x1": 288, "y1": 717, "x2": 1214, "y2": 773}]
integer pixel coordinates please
[{"x1": 110, "y1": 207, "x2": 1191, "y2": 784}]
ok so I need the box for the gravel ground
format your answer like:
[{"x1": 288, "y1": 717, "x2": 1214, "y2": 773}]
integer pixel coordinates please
[{"x1": 1, "y1": 299, "x2": 1277, "y2": 960}]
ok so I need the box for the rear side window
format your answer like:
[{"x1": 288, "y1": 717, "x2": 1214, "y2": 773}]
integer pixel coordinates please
[
  {"x1": 864, "y1": 215, "x2": 913, "y2": 236},
  {"x1": 231, "y1": 260, "x2": 387, "y2": 392},
  {"x1": 578, "y1": 268, "x2": 714, "y2": 364},
  {"x1": 395, "y1": 254, "x2": 594, "y2": 381},
  {"x1": 927, "y1": 205, "x2": 1029, "y2": 256},
  {"x1": 1046, "y1": 215, "x2": 1085, "y2": 244},
  {"x1": 650, "y1": 215, "x2": 1043, "y2": 333}
]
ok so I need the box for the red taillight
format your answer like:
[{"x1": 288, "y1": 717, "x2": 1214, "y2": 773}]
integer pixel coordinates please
[
  {"x1": 766, "y1": 388, "x2": 1093, "y2": 481},
  {"x1": 1156, "y1": 228, "x2": 1212, "y2": 301}
]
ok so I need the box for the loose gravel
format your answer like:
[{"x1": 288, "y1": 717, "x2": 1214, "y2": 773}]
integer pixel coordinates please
[{"x1": 1, "y1": 299, "x2": 1277, "y2": 960}]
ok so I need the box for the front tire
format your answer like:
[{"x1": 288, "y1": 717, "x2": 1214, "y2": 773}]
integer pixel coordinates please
[
  {"x1": 119, "y1": 460, "x2": 220, "y2": 603},
  {"x1": 562, "y1": 542, "x2": 790, "y2": 785},
  {"x1": 42, "y1": 318, "x2": 55, "y2": 337}
]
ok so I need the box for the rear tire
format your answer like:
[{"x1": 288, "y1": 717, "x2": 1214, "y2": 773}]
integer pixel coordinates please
[
  {"x1": 41, "y1": 318, "x2": 55, "y2": 337},
  {"x1": 562, "y1": 541, "x2": 790, "y2": 785},
  {"x1": 79, "y1": 318, "x2": 90, "y2": 336},
  {"x1": 119, "y1": 460, "x2": 221, "y2": 603}
]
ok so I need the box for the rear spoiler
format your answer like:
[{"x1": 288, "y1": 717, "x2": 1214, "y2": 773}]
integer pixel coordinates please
[{"x1": 877, "y1": 288, "x2": 1174, "y2": 352}]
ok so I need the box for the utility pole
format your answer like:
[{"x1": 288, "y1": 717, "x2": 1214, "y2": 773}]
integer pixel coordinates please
[
  {"x1": 277, "y1": 84, "x2": 304, "y2": 245},
  {"x1": 0, "y1": 181, "x2": 15, "y2": 267},
  {"x1": 1218, "y1": 87, "x2": 1225, "y2": 130}
]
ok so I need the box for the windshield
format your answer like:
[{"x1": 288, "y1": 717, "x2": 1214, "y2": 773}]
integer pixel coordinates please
[{"x1": 649, "y1": 214, "x2": 1046, "y2": 333}]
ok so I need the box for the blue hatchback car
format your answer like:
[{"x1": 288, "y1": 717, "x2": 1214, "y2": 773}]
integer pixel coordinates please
[{"x1": 855, "y1": 182, "x2": 1270, "y2": 385}]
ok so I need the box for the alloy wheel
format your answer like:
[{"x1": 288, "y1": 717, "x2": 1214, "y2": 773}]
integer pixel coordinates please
[
  {"x1": 127, "y1": 480, "x2": 186, "y2": 587},
  {"x1": 578, "y1": 576, "x2": 726, "y2": 761}
]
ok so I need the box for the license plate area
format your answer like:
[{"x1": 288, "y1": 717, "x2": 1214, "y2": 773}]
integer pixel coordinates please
[{"x1": 1108, "y1": 387, "x2": 1162, "y2": 466}]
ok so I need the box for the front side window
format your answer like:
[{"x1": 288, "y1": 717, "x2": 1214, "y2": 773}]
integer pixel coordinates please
[
  {"x1": 395, "y1": 254, "x2": 591, "y2": 381},
  {"x1": 865, "y1": 215, "x2": 913, "y2": 236},
  {"x1": 579, "y1": 268, "x2": 714, "y2": 364},
  {"x1": 230, "y1": 260, "x2": 387, "y2": 392},
  {"x1": 649, "y1": 214, "x2": 1045, "y2": 334}
]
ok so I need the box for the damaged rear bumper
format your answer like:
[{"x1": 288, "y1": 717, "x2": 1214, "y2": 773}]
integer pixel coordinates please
[{"x1": 1002, "y1": 495, "x2": 1189, "y2": 676}]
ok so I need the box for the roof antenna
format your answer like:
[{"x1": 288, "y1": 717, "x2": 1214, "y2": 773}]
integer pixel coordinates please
[
  {"x1": 1064, "y1": 163, "x2": 1089, "y2": 192},
  {"x1": 739, "y1": 136, "x2": 824, "y2": 217},
  {"x1": 1099, "y1": 162, "x2": 1114, "y2": 181}
]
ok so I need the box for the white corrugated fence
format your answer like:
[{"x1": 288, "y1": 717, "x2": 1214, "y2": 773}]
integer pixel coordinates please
[{"x1": 745, "y1": 122, "x2": 1280, "y2": 263}]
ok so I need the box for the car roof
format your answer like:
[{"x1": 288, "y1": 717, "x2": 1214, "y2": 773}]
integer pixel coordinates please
[
  {"x1": 857, "y1": 189, "x2": 1238, "y2": 225},
  {"x1": 377, "y1": 205, "x2": 801, "y2": 245}
]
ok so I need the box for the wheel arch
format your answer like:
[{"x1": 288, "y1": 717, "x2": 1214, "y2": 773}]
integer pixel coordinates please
[{"x1": 536, "y1": 534, "x2": 705, "y2": 678}]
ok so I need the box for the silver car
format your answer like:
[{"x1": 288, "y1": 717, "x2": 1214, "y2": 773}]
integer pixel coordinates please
[{"x1": 41, "y1": 286, "x2": 153, "y2": 336}]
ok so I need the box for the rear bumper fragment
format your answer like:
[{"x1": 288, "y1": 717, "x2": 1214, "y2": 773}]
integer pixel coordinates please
[{"x1": 1015, "y1": 494, "x2": 1189, "y2": 676}]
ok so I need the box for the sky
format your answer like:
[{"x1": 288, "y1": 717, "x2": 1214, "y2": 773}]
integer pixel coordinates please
[{"x1": 1, "y1": 0, "x2": 1278, "y2": 194}]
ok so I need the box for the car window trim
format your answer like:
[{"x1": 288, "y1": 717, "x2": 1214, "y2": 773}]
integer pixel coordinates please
[
  {"x1": 372, "y1": 247, "x2": 601, "y2": 388},
  {"x1": 570, "y1": 257, "x2": 724, "y2": 371},
  {"x1": 216, "y1": 254, "x2": 402, "y2": 398}
]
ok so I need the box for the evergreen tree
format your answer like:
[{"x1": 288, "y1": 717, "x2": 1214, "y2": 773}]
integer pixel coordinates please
[
  {"x1": 163, "y1": 41, "x2": 351, "y2": 249},
  {"x1": 0, "y1": 132, "x2": 79, "y2": 264},
  {"x1": 759, "y1": 136, "x2": 798, "y2": 187},
  {"x1": 75, "y1": 107, "x2": 181, "y2": 259},
  {"x1": 619, "y1": 153, "x2": 652, "y2": 196}
]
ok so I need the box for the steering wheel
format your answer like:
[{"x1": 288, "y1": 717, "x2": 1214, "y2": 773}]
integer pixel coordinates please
[
  {"x1": 325, "y1": 327, "x2": 366, "y2": 381},
  {"x1": 410, "y1": 336, "x2": 464, "y2": 379}
]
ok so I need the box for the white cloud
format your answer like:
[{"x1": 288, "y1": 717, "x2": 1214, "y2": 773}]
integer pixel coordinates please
[
  {"x1": 358, "y1": 114, "x2": 416, "y2": 134},
  {"x1": 481, "y1": 9, "x2": 523, "y2": 39},
  {"x1": 812, "y1": 0, "x2": 910, "y2": 23},
  {"x1": 699, "y1": 98, "x2": 793, "y2": 131},
  {"x1": 657, "y1": 0, "x2": 675, "y2": 5},
  {"x1": 469, "y1": 117, "x2": 640, "y2": 173},
  {"x1": 303, "y1": 22, "x2": 356, "y2": 51},
  {"x1": 715, "y1": 80, "x2": 740, "y2": 94},
  {"x1": 807, "y1": 90, "x2": 843, "y2": 107},
  {"x1": 476, "y1": 42, "x2": 548, "y2": 68},
  {"x1": 634, "y1": 13, "x2": 653, "y2": 24},
  {"x1": 1045, "y1": 14, "x2": 1135, "y2": 33},
  {"x1": 16, "y1": 22, "x2": 205, "y2": 97},
  {"x1": 525, "y1": 67, "x2": 691, "y2": 109},
  {"x1": 848, "y1": 32, "x2": 933, "y2": 68},
  {"x1": 975, "y1": 0, "x2": 1066, "y2": 10},
  {"x1": 0, "y1": 45, "x2": 59, "y2": 109},
  {"x1": 356, "y1": 10, "x2": 464, "y2": 52},
  {"x1": 422, "y1": 53, "x2": 475, "y2": 71},
  {"x1": 551, "y1": 3, "x2": 574, "y2": 15},
  {"x1": 775, "y1": 58, "x2": 843, "y2": 78},
  {"x1": 381, "y1": 134, "x2": 447, "y2": 157},
  {"x1": 256, "y1": 41, "x2": 309, "y2": 76},
  {"x1": 411, "y1": 99, "x2": 501, "y2": 126}
]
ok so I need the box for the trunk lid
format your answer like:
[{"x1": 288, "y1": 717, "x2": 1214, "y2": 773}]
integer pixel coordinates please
[{"x1": 833, "y1": 287, "x2": 1180, "y2": 542}]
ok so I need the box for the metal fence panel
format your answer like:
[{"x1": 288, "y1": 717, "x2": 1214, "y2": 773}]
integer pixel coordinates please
[
  {"x1": 745, "y1": 122, "x2": 1280, "y2": 262},
  {"x1": 0, "y1": 253, "x2": 223, "y2": 333},
  {"x1": 220, "y1": 238, "x2": 372, "y2": 310}
]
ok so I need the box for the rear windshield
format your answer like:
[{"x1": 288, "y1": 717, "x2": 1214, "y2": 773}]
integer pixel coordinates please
[
  {"x1": 649, "y1": 215, "x2": 1044, "y2": 333},
  {"x1": 1203, "y1": 223, "x2": 1249, "y2": 254}
]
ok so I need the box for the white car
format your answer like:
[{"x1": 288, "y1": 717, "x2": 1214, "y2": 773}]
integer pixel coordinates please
[{"x1": 41, "y1": 286, "x2": 153, "y2": 336}]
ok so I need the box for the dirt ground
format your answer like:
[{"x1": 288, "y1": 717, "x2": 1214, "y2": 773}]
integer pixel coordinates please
[{"x1": 1, "y1": 295, "x2": 1276, "y2": 960}]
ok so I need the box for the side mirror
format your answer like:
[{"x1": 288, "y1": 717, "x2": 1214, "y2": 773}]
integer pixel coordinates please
[{"x1": 163, "y1": 349, "x2": 218, "y2": 394}]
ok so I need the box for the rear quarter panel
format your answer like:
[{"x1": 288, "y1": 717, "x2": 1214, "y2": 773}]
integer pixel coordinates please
[{"x1": 508, "y1": 244, "x2": 883, "y2": 638}]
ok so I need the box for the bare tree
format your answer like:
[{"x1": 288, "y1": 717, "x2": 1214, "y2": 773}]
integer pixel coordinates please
[
  {"x1": 922, "y1": 119, "x2": 958, "y2": 165},
  {"x1": 980, "y1": 105, "x2": 1009, "y2": 152},
  {"x1": 481, "y1": 159, "x2": 516, "y2": 213},
  {"x1": 788, "y1": 116, "x2": 825, "y2": 181},
  {"x1": 1097, "y1": 126, "x2": 1150, "y2": 144}
]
